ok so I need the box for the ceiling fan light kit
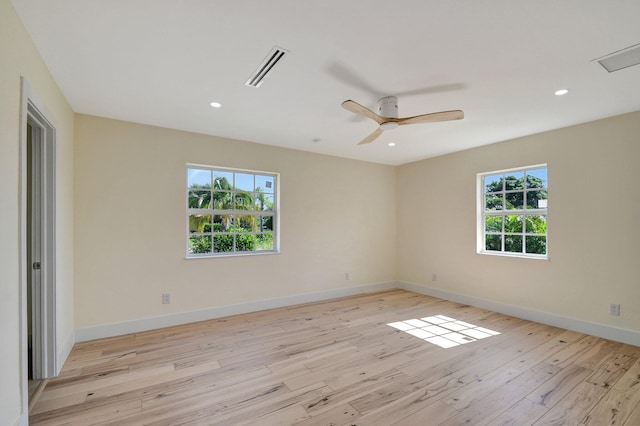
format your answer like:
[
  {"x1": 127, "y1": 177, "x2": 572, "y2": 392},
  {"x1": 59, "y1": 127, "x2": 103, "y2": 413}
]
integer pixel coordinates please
[{"x1": 341, "y1": 96, "x2": 464, "y2": 145}]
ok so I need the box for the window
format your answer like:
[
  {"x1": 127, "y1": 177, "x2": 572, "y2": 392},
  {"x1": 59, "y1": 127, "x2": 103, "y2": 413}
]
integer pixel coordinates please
[
  {"x1": 187, "y1": 166, "x2": 278, "y2": 257},
  {"x1": 478, "y1": 165, "x2": 547, "y2": 258}
]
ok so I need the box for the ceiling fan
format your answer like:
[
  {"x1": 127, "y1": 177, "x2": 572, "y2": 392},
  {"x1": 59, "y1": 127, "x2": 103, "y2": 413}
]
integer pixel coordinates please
[{"x1": 341, "y1": 96, "x2": 464, "y2": 145}]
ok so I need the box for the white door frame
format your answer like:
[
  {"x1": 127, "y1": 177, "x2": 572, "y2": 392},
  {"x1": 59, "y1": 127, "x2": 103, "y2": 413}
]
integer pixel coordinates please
[{"x1": 19, "y1": 78, "x2": 57, "y2": 420}]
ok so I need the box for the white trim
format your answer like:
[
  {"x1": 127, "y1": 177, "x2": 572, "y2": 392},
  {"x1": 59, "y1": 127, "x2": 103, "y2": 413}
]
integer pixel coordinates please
[
  {"x1": 398, "y1": 281, "x2": 640, "y2": 347},
  {"x1": 477, "y1": 251, "x2": 550, "y2": 261},
  {"x1": 75, "y1": 282, "x2": 397, "y2": 341},
  {"x1": 18, "y1": 79, "x2": 29, "y2": 426},
  {"x1": 478, "y1": 163, "x2": 548, "y2": 176}
]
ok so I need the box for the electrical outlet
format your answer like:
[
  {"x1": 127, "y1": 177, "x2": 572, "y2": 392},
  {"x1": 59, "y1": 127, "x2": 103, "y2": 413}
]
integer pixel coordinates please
[
  {"x1": 162, "y1": 293, "x2": 171, "y2": 304},
  {"x1": 344, "y1": 272, "x2": 350, "y2": 280},
  {"x1": 432, "y1": 273, "x2": 437, "y2": 282},
  {"x1": 609, "y1": 303, "x2": 620, "y2": 316}
]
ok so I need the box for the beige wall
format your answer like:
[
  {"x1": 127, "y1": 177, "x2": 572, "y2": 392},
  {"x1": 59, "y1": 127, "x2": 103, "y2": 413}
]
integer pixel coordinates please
[
  {"x1": 74, "y1": 115, "x2": 397, "y2": 329},
  {"x1": 397, "y1": 111, "x2": 640, "y2": 332},
  {"x1": 0, "y1": 0, "x2": 75, "y2": 424}
]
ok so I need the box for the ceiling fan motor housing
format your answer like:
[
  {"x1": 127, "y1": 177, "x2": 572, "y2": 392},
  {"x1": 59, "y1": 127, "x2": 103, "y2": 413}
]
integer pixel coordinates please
[
  {"x1": 378, "y1": 96, "x2": 398, "y2": 118},
  {"x1": 378, "y1": 96, "x2": 400, "y2": 130}
]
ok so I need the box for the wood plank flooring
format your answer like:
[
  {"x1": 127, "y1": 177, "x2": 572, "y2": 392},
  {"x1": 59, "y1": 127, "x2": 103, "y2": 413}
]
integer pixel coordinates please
[{"x1": 30, "y1": 290, "x2": 640, "y2": 425}]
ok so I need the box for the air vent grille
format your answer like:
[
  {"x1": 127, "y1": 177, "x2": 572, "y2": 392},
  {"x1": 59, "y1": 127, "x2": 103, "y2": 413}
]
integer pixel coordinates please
[
  {"x1": 245, "y1": 46, "x2": 289, "y2": 88},
  {"x1": 595, "y1": 43, "x2": 640, "y2": 73}
]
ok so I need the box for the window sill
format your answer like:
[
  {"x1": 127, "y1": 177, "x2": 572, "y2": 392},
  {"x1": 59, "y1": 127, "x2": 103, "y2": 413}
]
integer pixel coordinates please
[
  {"x1": 186, "y1": 250, "x2": 279, "y2": 260},
  {"x1": 477, "y1": 251, "x2": 549, "y2": 261}
]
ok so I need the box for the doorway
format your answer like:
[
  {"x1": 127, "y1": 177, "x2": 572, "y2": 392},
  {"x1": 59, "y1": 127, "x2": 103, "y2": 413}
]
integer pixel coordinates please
[
  {"x1": 27, "y1": 121, "x2": 40, "y2": 399},
  {"x1": 21, "y1": 81, "x2": 57, "y2": 411}
]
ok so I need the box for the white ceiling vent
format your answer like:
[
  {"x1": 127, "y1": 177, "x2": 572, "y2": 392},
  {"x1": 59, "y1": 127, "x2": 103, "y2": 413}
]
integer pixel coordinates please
[
  {"x1": 245, "y1": 46, "x2": 289, "y2": 88},
  {"x1": 595, "y1": 43, "x2": 640, "y2": 73}
]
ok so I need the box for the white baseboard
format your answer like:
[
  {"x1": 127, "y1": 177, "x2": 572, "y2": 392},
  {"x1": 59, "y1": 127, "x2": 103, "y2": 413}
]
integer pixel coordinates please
[
  {"x1": 75, "y1": 282, "x2": 397, "y2": 342},
  {"x1": 398, "y1": 281, "x2": 640, "y2": 347},
  {"x1": 75, "y1": 280, "x2": 640, "y2": 347}
]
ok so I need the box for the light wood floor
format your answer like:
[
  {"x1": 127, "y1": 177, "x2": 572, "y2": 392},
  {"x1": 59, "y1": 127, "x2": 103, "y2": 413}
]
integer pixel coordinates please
[{"x1": 30, "y1": 290, "x2": 640, "y2": 425}]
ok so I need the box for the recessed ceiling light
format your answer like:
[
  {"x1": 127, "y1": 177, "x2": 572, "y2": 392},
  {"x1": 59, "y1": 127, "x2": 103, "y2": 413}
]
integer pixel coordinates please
[
  {"x1": 554, "y1": 89, "x2": 569, "y2": 96},
  {"x1": 210, "y1": 102, "x2": 222, "y2": 108},
  {"x1": 388, "y1": 142, "x2": 396, "y2": 147}
]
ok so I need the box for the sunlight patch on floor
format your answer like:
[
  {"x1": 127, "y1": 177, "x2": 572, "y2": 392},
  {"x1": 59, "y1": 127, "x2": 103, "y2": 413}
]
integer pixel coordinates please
[{"x1": 387, "y1": 315, "x2": 500, "y2": 348}]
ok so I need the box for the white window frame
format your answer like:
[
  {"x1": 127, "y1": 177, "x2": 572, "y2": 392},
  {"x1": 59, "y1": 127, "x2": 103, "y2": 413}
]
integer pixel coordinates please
[
  {"x1": 186, "y1": 164, "x2": 279, "y2": 258},
  {"x1": 477, "y1": 164, "x2": 548, "y2": 259}
]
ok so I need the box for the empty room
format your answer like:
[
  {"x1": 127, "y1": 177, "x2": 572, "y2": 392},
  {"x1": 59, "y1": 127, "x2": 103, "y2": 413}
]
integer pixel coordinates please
[{"x1": 3, "y1": 1, "x2": 640, "y2": 425}]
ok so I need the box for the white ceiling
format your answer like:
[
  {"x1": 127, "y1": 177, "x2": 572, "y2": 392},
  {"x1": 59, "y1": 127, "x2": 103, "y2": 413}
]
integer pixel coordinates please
[{"x1": 12, "y1": 0, "x2": 640, "y2": 165}]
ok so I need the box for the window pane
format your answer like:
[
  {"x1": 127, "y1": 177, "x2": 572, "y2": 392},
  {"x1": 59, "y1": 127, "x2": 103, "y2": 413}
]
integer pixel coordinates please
[
  {"x1": 188, "y1": 190, "x2": 211, "y2": 209},
  {"x1": 484, "y1": 174, "x2": 503, "y2": 193},
  {"x1": 256, "y1": 175, "x2": 274, "y2": 193},
  {"x1": 213, "y1": 234, "x2": 233, "y2": 253},
  {"x1": 526, "y1": 168, "x2": 547, "y2": 189},
  {"x1": 189, "y1": 214, "x2": 211, "y2": 233},
  {"x1": 526, "y1": 236, "x2": 546, "y2": 254},
  {"x1": 525, "y1": 215, "x2": 546, "y2": 234},
  {"x1": 236, "y1": 234, "x2": 256, "y2": 252},
  {"x1": 504, "y1": 215, "x2": 523, "y2": 233},
  {"x1": 527, "y1": 190, "x2": 548, "y2": 209},
  {"x1": 259, "y1": 216, "x2": 273, "y2": 232},
  {"x1": 505, "y1": 192, "x2": 524, "y2": 210},
  {"x1": 485, "y1": 234, "x2": 501, "y2": 251},
  {"x1": 234, "y1": 191, "x2": 254, "y2": 210},
  {"x1": 485, "y1": 216, "x2": 502, "y2": 232},
  {"x1": 188, "y1": 168, "x2": 211, "y2": 188},
  {"x1": 235, "y1": 215, "x2": 255, "y2": 232},
  {"x1": 189, "y1": 235, "x2": 212, "y2": 254},
  {"x1": 256, "y1": 194, "x2": 274, "y2": 211},
  {"x1": 213, "y1": 191, "x2": 232, "y2": 209},
  {"x1": 235, "y1": 173, "x2": 254, "y2": 191},
  {"x1": 213, "y1": 215, "x2": 231, "y2": 232},
  {"x1": 256, "y1": 233, "x2": 274, "y2": 251},
  {"x1": 485, "y1": 194, "x2": 503, "y2": 211},
  {"x1": 504, "y1": 172, "x2": 524, "y2": 190},
  {"x1": 505, "y1": 235, "x2": 523, "y2": 253},
  {"x1": 213, "y1": 171, "x2": 233, "y2": 190}
]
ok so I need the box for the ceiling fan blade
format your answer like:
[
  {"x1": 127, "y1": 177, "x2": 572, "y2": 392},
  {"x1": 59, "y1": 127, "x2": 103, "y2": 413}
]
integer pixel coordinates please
[
  {"x1": 342, "y1": 100, "x2": 385, "y2": 124},
  {"x1": 358, "y1": 127, "x2": 384, "y2": 145},
  {"x1": 398, "y1": 110, "x2": 464, "y2": 126}
]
